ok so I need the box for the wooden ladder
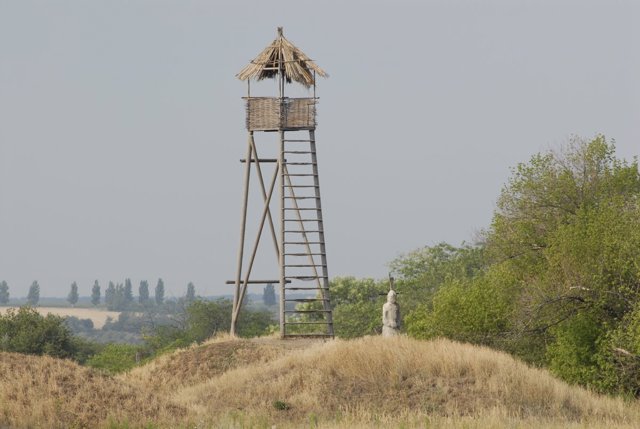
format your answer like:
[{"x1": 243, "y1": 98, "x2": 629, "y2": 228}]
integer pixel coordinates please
[{"x1": 279, "y1": 129, "x2": 334, "y2": 338}]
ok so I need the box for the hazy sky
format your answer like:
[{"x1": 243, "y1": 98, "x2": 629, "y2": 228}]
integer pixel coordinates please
[{"x1": 1, "y1": 1, "x2": 638, "y2": 298}]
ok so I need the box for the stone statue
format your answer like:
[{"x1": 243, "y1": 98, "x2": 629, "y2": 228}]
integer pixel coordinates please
[{"x1": 382, "y1": 289, "x2": 400, "y2": 337}]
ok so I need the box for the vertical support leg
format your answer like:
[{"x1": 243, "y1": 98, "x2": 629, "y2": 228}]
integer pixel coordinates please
[
  {"x1": 310, "y1": 130, "x2": 334, "y2": 336},
  {"x1": 231, "y1": 133, "x2": 253, "y2": 336},
  {"x1": 233, "y1": 163, "x2": 279, "y2": 322},
  {"x1": 279, "y1": 130, "x2": 286, "y2": 339}
]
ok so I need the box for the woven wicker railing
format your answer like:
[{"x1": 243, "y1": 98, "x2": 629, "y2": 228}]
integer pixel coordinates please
[{"x1": 245, "y1": 97, "x2": 316, "y2": 131}]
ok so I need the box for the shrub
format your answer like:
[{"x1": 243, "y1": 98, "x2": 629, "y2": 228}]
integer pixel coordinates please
[
  {"x1": 0, "y1": 307, "x2": 78, "y2": 359},
  {"x1": 86, "y1": 343, "x2": 145, "y2": 374}
]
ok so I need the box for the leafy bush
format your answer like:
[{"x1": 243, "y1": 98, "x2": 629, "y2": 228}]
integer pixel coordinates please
[
  {"x1": 0, "y1": 307, "x2": 83, "y2": 359},
  {"x1": 86, "y1": 343, "x2": 145, "y2": 374},
  {"x1": 405, "y1": 263, "x2": 518, "y2": 347}
]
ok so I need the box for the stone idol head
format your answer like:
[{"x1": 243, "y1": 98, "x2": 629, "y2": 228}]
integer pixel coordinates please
[{"x1": 387, "y1": 289, "x2": 397, "y2": 304}]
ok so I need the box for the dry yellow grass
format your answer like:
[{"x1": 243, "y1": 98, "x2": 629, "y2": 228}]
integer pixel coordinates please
[
  {"x1": 2, "y1": 335, "x2": 639, "y2": 428},
  {"x1": 176, "y1": 336, "x2": 640, "y2": 427},
  {"x1": 0, "y1": 306, "x2": 120, "y2": 328},
  {"x1": 0, "y1": 351, "x2": 185, "y2": 428}
]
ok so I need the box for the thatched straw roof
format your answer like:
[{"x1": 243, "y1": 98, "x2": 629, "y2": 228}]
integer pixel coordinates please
[{"x1": 237, "y1": 27, "x2": 327, "y2": 88}]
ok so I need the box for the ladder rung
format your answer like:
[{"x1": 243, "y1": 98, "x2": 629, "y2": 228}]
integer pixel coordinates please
[
  {"x1": 239, "y1": 158, "x2": 279, "y2": 163},
  {"x1": 284, "y1": 253, "x2": 325, "y2": 256},
  {"x1": 284, "y1": 162, "x2": 317, "y2": 165},
  {"x1": 286, "y1": 287, "x2": 329, "y2": 291},
  {"x1": 284, "y1": 264, "x2": 326, "y2": 267},
  {"x1": 285, "y1": 310, "x2": 332, "y2": 313},
  {"x1": 283, "y1": 208, "x2": 320, "y2": 211},
  {"x1": 284, "y1": 298, "x2": 330, "y2": 302},
  {"x1": 284, "y1": 230, "x2": 322, "y2": 233},
  {"x1": 283, "y1": 151, "x2": 313, "y2": 154},
  {"x1": 283, "y1": 185, "x2": 319, "y2": 188},
  {"x1": 284, "y1": 242, "x2": 323, "y2": 244},
  {"x1": 284, "y1": 196, "x2": 320, "y2": 199},
  {"x1": 283, "y1": 174, "x2": 317, "y2": 177},
  {"x1": 284, "y1": 322, "x2": 332, "y2": 325},
  {"x1": 285, "y1": 276, "x2": 329, "y2": 280},
  {"x1": 284, "y1": 219, "x2": 322, "y2": 222},
  {"x1": 283, "y1": 139, "x2": 312, "y2": 142}
]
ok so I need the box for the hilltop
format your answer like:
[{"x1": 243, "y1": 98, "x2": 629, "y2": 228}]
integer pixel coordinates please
[{"x1": 1, "y1": 335, "x2": 639, "y2": 428}]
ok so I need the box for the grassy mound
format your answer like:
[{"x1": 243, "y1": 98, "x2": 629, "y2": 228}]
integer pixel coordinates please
[
  {"x1": 124, "y1": 334, "x2": 295, "y2": 393},
  {"x1": 176, "y1": 336, "x2": 639, "y2": 426},
  {"x1": 2, "y1": 335, "x2": 639, "y2": 428},
  {"x1": 0, "y1": 351, "x2": 185, "y2": 428}
]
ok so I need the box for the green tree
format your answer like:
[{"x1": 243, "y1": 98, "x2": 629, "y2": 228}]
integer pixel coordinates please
[
  {"x1": 105, "y1": 281, "x2": 116, "y2": 309},
  {"x1": 262, "y1": 283, "x2": 276, "y2": 306},
  {"x1": 0, "y1": 281, "x2": 9, "y2": 305},
  {"x1": 91, "y1": 280, "x2": 101, "y2": 306},
  {"x1": 327, "y1": 277, "x2": 387, "y2": 338},
  {"x1": 186, "y1": 282, "x2": 196, "y2": 303},
  {"x1": 155, "y1": 278, "x2": 165, "y2": 305},
  {"x1": 405, "y1": 263, "x2": 519, "y2": 348},
  {"x1": 0, "y1": 307, "x2": 77, "y2": 358},
  {"x1": 390, "y1": 242, "x2": 486, "y2": 316},
  {"x1": 67, "y1": 282, "x2": 79, "y2": 307},
  {"x1": 404, "y1": 136, "x2": 640, "y2": 379},
  {"x1": 107, "y1": 283, "x2": 127, "y2": 311},
  {"x1": 124, "y1": 278, "x2": 134, "y2": 304},
  {"x1": 27, "y1": 281, "x2": 40, "y2": 306},
  {"x1": 139, "y1": 280, "x2": 150, "y2": 304}
]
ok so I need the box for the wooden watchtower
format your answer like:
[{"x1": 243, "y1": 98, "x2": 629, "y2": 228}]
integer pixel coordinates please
[{"x1": 229, "y1": 28, "x2": 333, "y2": 338}]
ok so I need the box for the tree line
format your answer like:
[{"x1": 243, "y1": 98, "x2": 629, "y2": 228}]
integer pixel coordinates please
[{"x1": 0, "y1": 279, "x2": 197, "y2": 311}]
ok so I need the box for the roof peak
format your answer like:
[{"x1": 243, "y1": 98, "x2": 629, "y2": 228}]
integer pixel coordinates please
[{"x1": 236, "y1": 27, "x2": 327, "y2": 88}]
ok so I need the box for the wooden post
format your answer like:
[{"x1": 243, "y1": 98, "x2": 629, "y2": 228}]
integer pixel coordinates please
[
  {"x1": 230, "y1": 134, "x2": 253, "y2": 336},
  {"x1": 279, "y1": 130, "x2": 286, "y2": 338}
]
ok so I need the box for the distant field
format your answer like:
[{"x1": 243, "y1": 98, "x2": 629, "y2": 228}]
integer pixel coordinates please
[{"x1": 0, "y1": 307, "x2": 120, "y2": 329}]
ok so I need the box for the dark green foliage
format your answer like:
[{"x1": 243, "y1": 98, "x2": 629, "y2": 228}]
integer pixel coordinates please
[
  {"x1": 262, "y1": 283, "x2": 276, "y2": 306},
  {"x1": 86, "y1": 343, "x2": 145, "y2": 374},
  {"x1": 273, "y1": 400, "x2": 290, "y2": 411},
  {"x1": 143, "y1": 299, "x2": 274, "y2": 353},
  {"x1": 405, "y1": 263, "x2": 518, "y2": 348},
  {"x1": 546, "y1": 312, "x2": 603, "y2": 387},
  {"x1": 183, "y1": 299, "x2": 232, "y2": 342},
  {"x1": 65, "y1": 316, "x2": 94, "y2": 332},
  {"x1": 0, "y1": 281, "x2": 9, "y2": 304},
  {"x1": 330, "y1": 277, "x2": 387, "y2": 338},
  {"x1": 139, "y1": 280, "x2": 150, "y2": 304},
  {"x1": 91, "y1": 280, "x2": 101, "y2": 306},
  {"x1": 399, "y1": 136, "x2": 640, "y2": 394},
  {"x1": 67, "y1": 282, "x2": 79, "y2": 306},
  {"x1": 155, "y1": 279, "x2": 165, "y2": 305},
  {"x1": 595, "y1": 303, "x2": 640, "y2": 396},
  {"x1": 27, "y1": 281, "x2": 40, "y2": 305},
  {"x1": 390, "y1": 243, "x2": 486, "y2": 316},
  {"x1": 0, "y1": 307, "x2": 77, "y2": 358},
  {"x1": 104, "y1": 311, "x2": 153, "y2": 334}
]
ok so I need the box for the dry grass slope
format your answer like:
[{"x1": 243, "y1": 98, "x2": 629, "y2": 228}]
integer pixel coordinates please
[
  {"x1": 124, "y1": 334, "x2": 297, "y2": 393},
  {"x1": 0, "y1": 352, "x2": 185, "y2": 428},
  {"x1": 176, "y1": 336, "x2": 640, "y2": 427},
  {"x1": 2, "y1": 335, "x2": 639, "y2": 428}
]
